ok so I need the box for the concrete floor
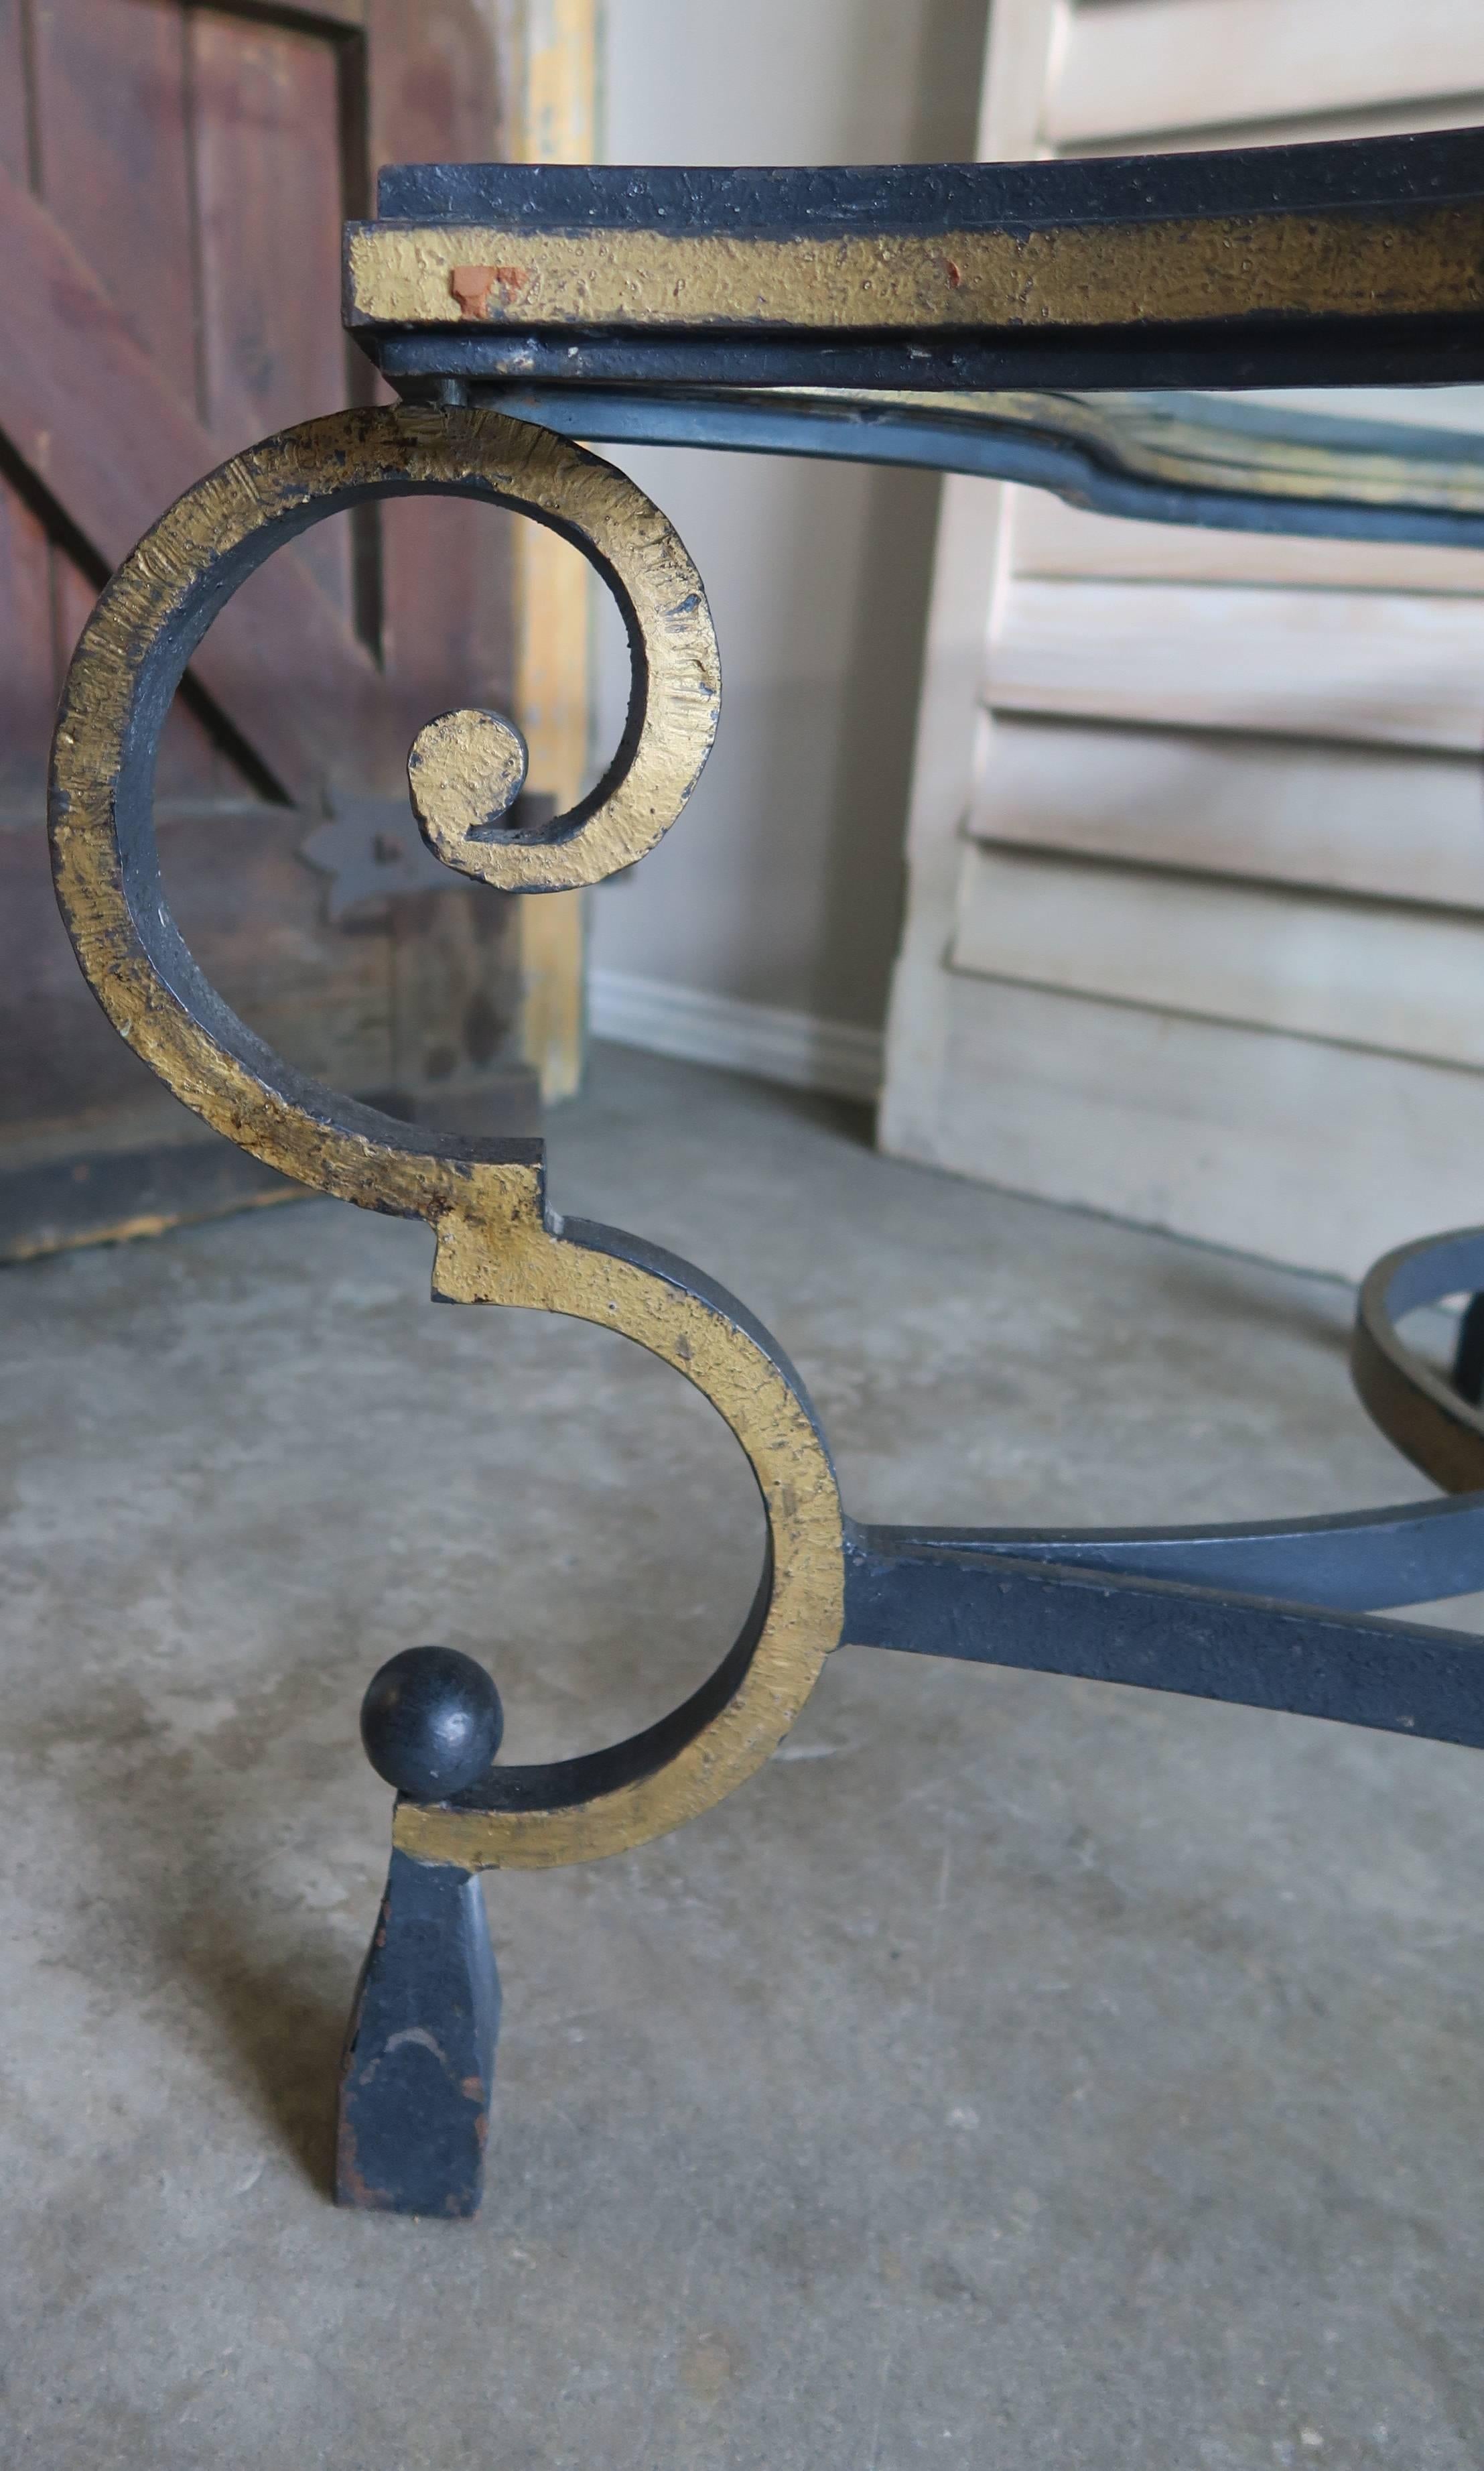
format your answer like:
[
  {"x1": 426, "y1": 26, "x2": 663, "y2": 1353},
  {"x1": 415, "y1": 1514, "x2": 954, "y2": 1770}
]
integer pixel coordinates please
[{"x1": 3, "y1": 1044, "x2": 1483, "y2": 2469}]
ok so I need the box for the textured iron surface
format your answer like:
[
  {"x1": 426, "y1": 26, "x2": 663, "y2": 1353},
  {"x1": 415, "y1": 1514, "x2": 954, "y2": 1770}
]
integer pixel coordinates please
[
  {"x1": 844, "y1": 1531, "x2": 1484, "y2": 1753},
  {"x1": 336, "y1": 1849, "x2": 500, "y2": 2217},
  {"x1": 347, "y1": 128, "x2": 1484, "y2": 392},
  {"x1": 373, "y1": 135, "x2": 1484, "y2": 229}
]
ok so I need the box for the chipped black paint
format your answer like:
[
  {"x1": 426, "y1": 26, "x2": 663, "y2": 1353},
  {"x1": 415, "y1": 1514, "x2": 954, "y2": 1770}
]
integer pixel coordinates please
[{"x1": 336, "y1": 1849, "x2": 500, "y2": 2218}]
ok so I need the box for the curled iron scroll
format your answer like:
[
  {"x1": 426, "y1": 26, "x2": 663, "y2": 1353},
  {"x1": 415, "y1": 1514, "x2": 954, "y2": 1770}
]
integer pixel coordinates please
[
  {"x1": 50, "y1": 403, "x2": 727, "y2": 1200},
  {"x1": 47, "y1": 404, "x2": 843, "y2": 1871},
  {"x1": 48, "y1": 399, "x2": 1484, "y2": 1877}
]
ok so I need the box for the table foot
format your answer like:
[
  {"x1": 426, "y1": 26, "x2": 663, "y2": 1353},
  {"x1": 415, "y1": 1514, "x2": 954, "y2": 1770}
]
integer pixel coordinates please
[{"x1": 336, "y1": 1847, "x2": 500, "y2": 2218}]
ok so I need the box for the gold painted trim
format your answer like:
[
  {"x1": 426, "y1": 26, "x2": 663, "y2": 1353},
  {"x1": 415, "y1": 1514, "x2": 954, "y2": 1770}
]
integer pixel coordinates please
[
  {"x1": 399, "y1": 420, "x2": 717, "y2": 895},
  {"x1": 397, "y1": 1204, "x2": 844, "y2": 1871},
  {"x1": 49, "y1": 403, "x2": 715, "y2": 1172},
  {"x1": 346, "y1": 203, "x2": 1484, "y2": 334},
  {"x1": 49, "y1": 402, "x2": 839, "y2": 1869}
]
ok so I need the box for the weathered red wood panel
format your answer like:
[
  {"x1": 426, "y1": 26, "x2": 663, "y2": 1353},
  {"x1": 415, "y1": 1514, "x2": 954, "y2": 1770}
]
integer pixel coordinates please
[
  {"x1": 0, "y1": 155, "x2": 387, "y2": 798},
  {"x1": 0, "y1": 0, "x2": 526, "y2": 1254},
  {"x1": 0, "y1": 480, "x2": 55, "y2": 802},
  {"x1": 29, "y1": 0, "x2": 200, "y2": 404},
  {"x1": 192, "y1": 8, "x2": 357, "y2": 614},
  {"x1": 0, "y1": 0, "x2": 31, "y2": 182},
  {"x1": 0, "y1": 801, "x2": 397, "y2": 1140},
  {"x1": 370, "y1": 0, "x2": 515, "y2": 747}
]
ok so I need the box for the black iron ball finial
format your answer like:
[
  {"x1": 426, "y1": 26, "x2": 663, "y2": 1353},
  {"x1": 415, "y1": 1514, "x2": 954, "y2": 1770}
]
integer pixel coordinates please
[{"x1": 360, "y1": 1647, "x2": 504, "y2": 1801}]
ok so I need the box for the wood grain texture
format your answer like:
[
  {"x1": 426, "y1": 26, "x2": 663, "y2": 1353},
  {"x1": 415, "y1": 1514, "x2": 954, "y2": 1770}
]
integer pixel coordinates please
[
  {"x1": 1, "y1": 0, "x2": 528, "y2": 1253},
  {"x1": 0, "y1": 0, "x2": 30, "y2": 180},
  {"x1": 191, "y1": 8, "x2": 353, "y2": 611},
  {"x1": 0, "y1": 477, "x2": 55, "y2": 802},
  {"x1": 953, "y1": 842, "x2": 1484, "y2": 1072},
  {"x1": 1048, "y1": 0, "x2": 1484, "y2": 147},
  {"x1": 232, "y1": 0, "x2": 366, "y2": 23},
  {"x1": 28, "y1": 0, "x2": 200, "y2": 402},
  {"x1": 389, "y1": 882, "x2": 520, "y2": 1097},
  {"x1": 0, "y1": 816, "x2": 174, "y2": 1134},
  {"x1": 163, "y1": 808, "x2": 396, "y2": 1095},
  {"x1": 371, "y1": 0, "x2": 515, "y2": 759},
  {"x1": 0, "y1": 157, "x2": 383, "y2": 800},
  {"x1": 0, "y1": 799, "x2": 396, "y2": 1143},
  {"x1": 967, "y1": 717, "x2": 1484, "y2": 913}
]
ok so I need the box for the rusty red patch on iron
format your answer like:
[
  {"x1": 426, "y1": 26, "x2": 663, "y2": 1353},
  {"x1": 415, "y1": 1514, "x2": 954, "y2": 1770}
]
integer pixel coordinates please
[
  {"x1": 335, "y1": 2117, "x2": 390, "y2": 2210},
  {"x1": 450, "y1": 265, "x2": 529, "y2": 318}
]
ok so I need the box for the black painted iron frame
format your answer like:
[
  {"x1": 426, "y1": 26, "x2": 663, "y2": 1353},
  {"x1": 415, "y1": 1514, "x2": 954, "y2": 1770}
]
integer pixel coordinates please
[
  {"x1": 352, "y1": 131, "x2": 1484, "y2": 392},
  {"x1": 54, "y1": 123, "x2": 1484, "y2": 2216},
  {"x1": 322, "y1": 121, "x2": 1484, "y2": 2212},
  {"x1": 347, "y1": 136, "x2": 1484, "y2": 1696}
]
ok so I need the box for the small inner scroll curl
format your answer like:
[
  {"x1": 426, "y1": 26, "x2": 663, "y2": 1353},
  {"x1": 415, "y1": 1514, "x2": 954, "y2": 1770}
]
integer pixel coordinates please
[{"x1": 409, "y1": 707, "x2": 534, "y2": 861}]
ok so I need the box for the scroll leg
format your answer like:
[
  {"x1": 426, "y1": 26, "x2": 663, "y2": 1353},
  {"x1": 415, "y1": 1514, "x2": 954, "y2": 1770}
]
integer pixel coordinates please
[{"x1": 336, "y1": 1645, "x2": 504, "y2": 2217}]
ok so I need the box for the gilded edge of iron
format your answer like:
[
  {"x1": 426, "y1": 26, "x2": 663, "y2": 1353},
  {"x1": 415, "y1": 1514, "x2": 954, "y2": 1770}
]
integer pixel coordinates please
[
  {"x1": 344, "y1": 201, "x2": 1484, "y2": 334},
  {"x1": 46, "y1": 403, "x2": 842, "y2": 1871}
]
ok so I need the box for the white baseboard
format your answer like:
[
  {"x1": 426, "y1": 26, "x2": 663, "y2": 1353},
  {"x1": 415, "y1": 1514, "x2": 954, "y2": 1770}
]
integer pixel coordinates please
[{"x1": 587, "y1": 968, "x2": 883, "y2": 1102}]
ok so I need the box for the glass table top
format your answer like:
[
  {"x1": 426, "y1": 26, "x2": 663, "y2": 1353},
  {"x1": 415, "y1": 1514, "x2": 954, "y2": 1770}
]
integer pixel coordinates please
[{"x1": 469, "y1": 381, "x2": 1484, "y2": 549}]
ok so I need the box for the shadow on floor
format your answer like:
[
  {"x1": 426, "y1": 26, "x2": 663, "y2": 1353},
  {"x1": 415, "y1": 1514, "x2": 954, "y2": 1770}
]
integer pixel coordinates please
[
  {"x1": 170, "y1": 1917, "x2": 350, "y2": 2200},
  {"x1": 42, "y1": 1669, "x2": 357, "y2": 2202}
]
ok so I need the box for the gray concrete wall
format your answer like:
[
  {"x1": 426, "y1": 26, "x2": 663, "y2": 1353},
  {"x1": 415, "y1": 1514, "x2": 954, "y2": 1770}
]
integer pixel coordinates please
[{"x1": 587, "y1": 0, "x2": 987, "y2": 1037}]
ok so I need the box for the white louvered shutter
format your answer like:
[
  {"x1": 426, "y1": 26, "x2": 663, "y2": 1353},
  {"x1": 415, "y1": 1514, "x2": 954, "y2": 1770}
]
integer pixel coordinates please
[{"x1": 882, "y1": 0, "x2": 1484, "y2": 1278}]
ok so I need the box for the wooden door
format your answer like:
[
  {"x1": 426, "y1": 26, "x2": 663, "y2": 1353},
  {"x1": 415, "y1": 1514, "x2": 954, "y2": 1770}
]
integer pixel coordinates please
[
  {"x1": 882, "y1": 1, "x2": 1484, "y2": 1280},
  {"x1": 0, "y1": 0, "x2": 548, "y2": 1256}
]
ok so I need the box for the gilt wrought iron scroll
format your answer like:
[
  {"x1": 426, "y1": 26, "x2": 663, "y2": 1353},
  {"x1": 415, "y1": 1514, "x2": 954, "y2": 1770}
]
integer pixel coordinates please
[{"x1": 48, "y1": 123, "x2": 1484, "y2": 2216}]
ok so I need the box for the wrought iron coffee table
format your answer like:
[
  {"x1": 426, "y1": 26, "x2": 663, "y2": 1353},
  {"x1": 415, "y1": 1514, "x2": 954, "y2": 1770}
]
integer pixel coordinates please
[{"x1": 48, "y1": 124, "x2": 1484, "y2": 2215}]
